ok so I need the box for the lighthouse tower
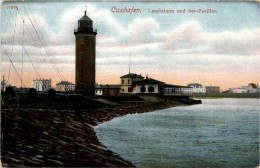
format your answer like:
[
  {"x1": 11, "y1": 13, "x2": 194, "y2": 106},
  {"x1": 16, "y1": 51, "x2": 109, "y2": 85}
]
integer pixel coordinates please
[{"x1": 74, "y1": 10, "x2": 97, "y2": 95}]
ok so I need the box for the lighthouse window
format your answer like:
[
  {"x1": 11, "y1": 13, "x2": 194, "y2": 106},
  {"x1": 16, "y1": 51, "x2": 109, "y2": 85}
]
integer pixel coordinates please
[
  {"x1": 80, "y1": 68, "x2": 84, "y2": 75},
  {"x1": 80, "y1": 52, "x2": 84, "y2": 60},
  {"x1": 80, "y1": 83, "x2": 85, "y2": 91},
  {"x1": 80, "y1": 36, "x2": 84, "y2": 44}
]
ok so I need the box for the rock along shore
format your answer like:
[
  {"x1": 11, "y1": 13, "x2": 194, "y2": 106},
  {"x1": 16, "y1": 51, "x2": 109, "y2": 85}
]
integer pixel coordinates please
[{"x1": 1, "y1": 98, "x2": 187, "y2": 167}]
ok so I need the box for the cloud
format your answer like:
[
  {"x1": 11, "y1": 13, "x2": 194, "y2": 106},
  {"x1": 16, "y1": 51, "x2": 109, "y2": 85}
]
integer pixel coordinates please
[
  {"x1": 161, "y1": 21, "x2": 202, "y2": 51},
  {"x1": 205, "y1": 29, "x2": 260, "y2": 55},
  {"x1": 160, "y1": 21, "x2": 260, "y2": 55},
  {"x1": 121, "y1": 17, "x2": 160, "y2": 45},
  {"x1": 53, "y1": 4, "x2": 124, "y2": 46},
  {"x1": 2, "y1": 13, "x2": 54, "y2": 47},
  {"x1": 2, "y1": 3, "x2": 259, "y2": 89},
  {"x1": 96, "y1": 16, "x2": 161, "y2": 47}
]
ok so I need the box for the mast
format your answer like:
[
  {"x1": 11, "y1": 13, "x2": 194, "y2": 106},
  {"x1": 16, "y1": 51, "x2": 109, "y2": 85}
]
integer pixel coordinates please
[
  {"x1": 21, "y1": 20, "x2": 24, "y2": 93},
  {"x1": 129, "y1": 52, "x2": 131, "y2": 74},
  {"x1": 3, "y1": 75, "x2": 5, "y2": 92}
]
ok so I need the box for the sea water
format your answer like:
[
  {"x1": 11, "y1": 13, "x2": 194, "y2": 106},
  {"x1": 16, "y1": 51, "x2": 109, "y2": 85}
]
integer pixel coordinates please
[{"x1": 95, "y1": 99, "x2": 259, "y2": 167}]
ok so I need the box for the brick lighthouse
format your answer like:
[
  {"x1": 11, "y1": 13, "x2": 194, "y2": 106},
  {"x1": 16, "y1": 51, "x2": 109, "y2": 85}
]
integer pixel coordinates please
[{"x1": 74, "y1": 10, "x2": 97, "y2": 95}]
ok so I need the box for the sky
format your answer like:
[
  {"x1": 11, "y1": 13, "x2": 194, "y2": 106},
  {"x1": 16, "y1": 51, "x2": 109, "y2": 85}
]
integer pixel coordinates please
[{"x1": 1, "y1": 1, "x2": 260, "y2": 91}]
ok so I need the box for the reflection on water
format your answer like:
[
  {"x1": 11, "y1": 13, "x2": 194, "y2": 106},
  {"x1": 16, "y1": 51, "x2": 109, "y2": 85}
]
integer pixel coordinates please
[{"x1": 95, "y1": 99, "x2": 259, "y2": 167}]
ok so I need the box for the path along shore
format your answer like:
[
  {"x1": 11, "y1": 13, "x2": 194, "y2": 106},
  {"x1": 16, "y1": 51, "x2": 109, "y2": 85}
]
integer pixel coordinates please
[{"x1": 1, "y1": 97, "x2": 188, "y2": 167}]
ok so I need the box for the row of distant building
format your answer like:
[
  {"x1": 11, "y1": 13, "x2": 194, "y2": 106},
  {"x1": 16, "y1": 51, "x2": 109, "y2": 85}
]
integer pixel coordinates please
[
  {"x1": 1, "y1": 79, "x2": 74, "y2": 93},
  {"x1": 228, "y1": 83, "x2": 259, "y2": 93},
  {"x1": 1, "y1": 73, "x2": 192, "y2": 97},
  {"x1": 187, "y1": 83, "x2": 259, "y2": 94},
  {"x1": 1, "y1": 74, "x2": 259, "y2": 95}
]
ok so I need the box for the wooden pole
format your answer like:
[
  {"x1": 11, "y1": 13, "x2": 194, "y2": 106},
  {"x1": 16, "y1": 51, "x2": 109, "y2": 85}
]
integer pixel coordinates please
[
  {"x1": 17, "y1": 94, "x2": 19, "y2": 108},
  {"x1": 3, "y1": 75, "x2": 5, "y2": 92}
]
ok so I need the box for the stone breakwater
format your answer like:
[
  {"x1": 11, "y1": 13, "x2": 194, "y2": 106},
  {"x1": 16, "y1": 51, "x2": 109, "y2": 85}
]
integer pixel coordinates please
[{"x1": 1, "y1": 101, "x2": 185, "y2": 167}]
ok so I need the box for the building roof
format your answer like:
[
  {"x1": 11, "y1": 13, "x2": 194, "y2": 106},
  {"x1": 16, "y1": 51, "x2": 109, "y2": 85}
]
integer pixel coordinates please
[
  {"x1": 188, "y1": 83, "x2": 203, "y2": 88},
  {"x1": 33, "y1": 78, "x2": 51, "y2": 81},
  {"x1": 205, "y1": 86, "x2": 220, "y2": 88},
  {"x1": 56, "y1": 81, "x2": 74, "y2": 85},
  {"x1": 96, "y1": 84, "x2": 121, "y2": 89},
  {"x1": 132, "y1": 77, "x2": 191, "y2": 88},
  {"x1": 163, "y1": 84, "x2": 192, "y2": 88},
  {"x1": 79, "y1": 11, "x2": 92, "y2": 22},
  {"x1": 133, "y1": 78, "x2": 165, "y2": 86},
  {"x1": 249, "y1": 83, "x2": 257, "y2": 89},
  {"x1": 120, "y1": 73, "x2": 144, "y2": 78}
]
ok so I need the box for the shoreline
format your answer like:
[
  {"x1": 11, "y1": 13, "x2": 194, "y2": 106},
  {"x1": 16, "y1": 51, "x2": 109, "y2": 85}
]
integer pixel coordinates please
[
  {"x1": 192, "y1": 93, "x2": 259, "y2": 99},
  {"x1": 1, "y1": 99, "x2": 187, "y2": 167}
]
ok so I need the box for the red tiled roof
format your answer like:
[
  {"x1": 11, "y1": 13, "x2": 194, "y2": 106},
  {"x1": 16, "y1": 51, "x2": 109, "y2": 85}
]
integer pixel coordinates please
[{"x1": 249, "y1": 83, "x2": 257, "y2": 88}]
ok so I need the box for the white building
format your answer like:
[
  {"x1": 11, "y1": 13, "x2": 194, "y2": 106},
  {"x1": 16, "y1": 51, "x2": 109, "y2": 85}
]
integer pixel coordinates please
[
  {"x1": 229, "y1": 86, "x2": 249, "y2": 93},
  {"x1": 95, "y1": 85, "x2": 103, "y2": 95},
  {"x1": 187, "y1": 83, "x2": 206, "y2": 93},
  {"x1": 56, "y1": 81, "x2": 75, "y2": 92},
  {"x1": 33, "y1": 78, "x2": 51, "y2": 91}
]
